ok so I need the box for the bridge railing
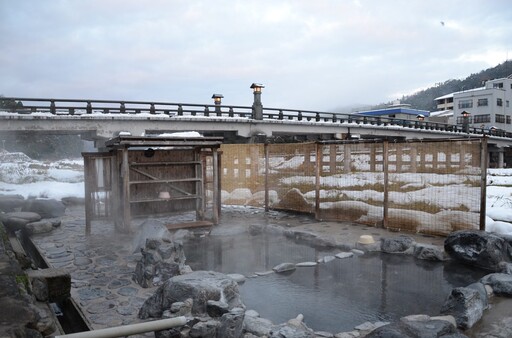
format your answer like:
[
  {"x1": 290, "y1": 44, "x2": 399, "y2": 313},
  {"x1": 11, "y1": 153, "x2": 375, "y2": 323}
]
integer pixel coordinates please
[{"x1": 2, "y1": 97, "x2": 511, "y2": 138}]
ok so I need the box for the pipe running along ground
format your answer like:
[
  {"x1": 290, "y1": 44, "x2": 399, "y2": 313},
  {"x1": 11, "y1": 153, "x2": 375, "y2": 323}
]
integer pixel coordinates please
[{"x1": 54, "y1": 316, "x2": 187, "y2": 338}]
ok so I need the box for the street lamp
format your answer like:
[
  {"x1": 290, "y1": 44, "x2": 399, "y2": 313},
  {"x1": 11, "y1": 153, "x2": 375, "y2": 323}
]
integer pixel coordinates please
[
  {"x1": 250, "y1": 83, "x2": 264, "y2": 120},
  {"x1": 416, "y1": 114, "x2": 425, "y2": 128},
  {"x1": 211, "y1": 94, "x2": 223, "y2": 115},
  {"x1": 461, "y1": 111, "x2": 470, "y2": 133}
]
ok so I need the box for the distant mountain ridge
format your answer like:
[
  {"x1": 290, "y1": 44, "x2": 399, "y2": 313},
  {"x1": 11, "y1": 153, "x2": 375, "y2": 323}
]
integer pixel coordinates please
[{"x1": 377, "y1": 60, "x2": 512, "y2": 112}]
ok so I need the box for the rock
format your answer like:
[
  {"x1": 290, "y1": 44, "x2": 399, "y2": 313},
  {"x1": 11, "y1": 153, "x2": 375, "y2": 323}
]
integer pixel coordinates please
[
  {"x1": 29, "y1": 302, "x2": 56, "y2": 336},
  {"x1": 315, "y1": 331, "x2": 334, "y2": 337},
  {"x1": 25, "y1": 220, "x2": 54, "y2": 235},
  {"x1": 133, "y1": 238, "x2": 186, "y2": 288},
  {"x1": 295, "y1": 262, "x2": 317, "y2": 267},
  {"x1": 380, "y1": 235, "x2": 415, "y2": 254},
  {"x1": 273, "y1": 262, "x2": 296, "y2": 273},
  {"x1": 244, "y1": 314, "x2": 273, "y2": 336},
  {"x1": 318, "y1": 256, "x2": 336, "y2": 263},
  {"x1": 444, "y1": 230, "x2": 511, "y2": 271},
  {"x1": 22, "y1": 198, "x2": 66, "y2": 218},
  {"x1": 189, "y1": 320, "x2": 219, "y2": 338},
  {"x1": 169, "y1": 298, "x2": 192, "y2": 316},
  {"x1": 335, "y1": 252, "x2": 354, "y2": 259},
  {"x1": 0, "y1": 194, "x2": 25, "y2": 212},
  {"x1": 218, "y1": 307, "x2": 245, "y2": 338},
  {"x1": 207, "y1": 300, "x2": 229, "y2": 317},
  {"x1": 480, "y1": 273, "x2": 512, "y2": 296},
  {"x1": 139, "y1": 271, "x2": 244, "y2": 319},
  {"x1": 1, "y1": 212, "x2": 41, "y2": 232},
  {"x1": 413, "y1": 243, "x2": 447, "y2": 261},
  {"x1": 499, "y1": 262, "x2": 512, "y2": 274},
  {"x1": 227, "y1": 274, "x2": 246, "y2": 284},
  {"x1": 440, "y1": 286, "x2": 485, "y2": 330},
  {"x1": 466, "y1": 282, "x2": 489, "y2": 309},
  {"x1": 366, "y1": 315, "x2": 457, "y2": 338},
  {"x1": 131, "y1": 219, "x2": 173, "y2": 253}
]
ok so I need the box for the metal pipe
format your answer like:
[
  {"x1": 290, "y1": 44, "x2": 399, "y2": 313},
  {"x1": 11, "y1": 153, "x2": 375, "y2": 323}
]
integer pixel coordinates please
[{"x1": 54, "y1": 316, "x2": 187, "y2": 338}]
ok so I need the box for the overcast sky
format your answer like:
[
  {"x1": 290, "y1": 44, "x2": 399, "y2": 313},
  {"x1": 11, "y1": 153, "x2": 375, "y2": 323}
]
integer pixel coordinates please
[{"x1": 1, "y1": 0, "x2": 511, "y2": 111}]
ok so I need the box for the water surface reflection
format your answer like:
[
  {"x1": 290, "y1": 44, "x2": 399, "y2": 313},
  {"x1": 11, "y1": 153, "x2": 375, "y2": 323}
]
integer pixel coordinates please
[{"x1": 183, "y1": 231, "x2": 487, "y2": 332}]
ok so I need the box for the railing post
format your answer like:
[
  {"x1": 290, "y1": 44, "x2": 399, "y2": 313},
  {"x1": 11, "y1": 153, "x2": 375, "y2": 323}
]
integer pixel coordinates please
[
  {"x1": 86, "y1": 101, "x2": 92, "y2": 114},
  {"x1": 150, "y1": 103, "x2": 156, "y2": 114},
  {"x1": 228, "y1": 107, "x2": 234, "y2": 117},
  {"x1": 50, "y1": 100, "x2": 56, "y2": 115},
  {"x1": 315, "y1": 112, "x2": 320, "y2": 122},
  {"x1": 278, "y1": 110, "x2": 283, "y2": 120},
  {"x1": 120, "y1": 102, "x2": 126, "y2": 114},
  {"x1": 177, "y1": 105, "x2": 183, "y2": 116},
  {"x1": 298, "y1": 111, "x2": 302, "y2": 121},
  {"x1": 204, "y1": 106, "x2": 209, "y2": 117},
  {"x1": 332, "y1": 113, "x2": 337, "y2": 123},
  {"x1": 69, "y1": 108, "x2": 75, "y2": 115}
]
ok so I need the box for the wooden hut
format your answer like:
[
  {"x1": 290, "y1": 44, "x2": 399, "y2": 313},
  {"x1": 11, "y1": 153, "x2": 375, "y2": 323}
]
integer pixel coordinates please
[{"x1": 83, "y1": 135, "x2": 223, "y2": 234}]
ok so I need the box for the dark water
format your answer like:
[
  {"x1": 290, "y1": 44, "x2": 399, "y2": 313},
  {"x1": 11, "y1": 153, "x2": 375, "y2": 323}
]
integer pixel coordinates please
[{"x1": 183, "y1": 231, "x2": 487, "y2": 333}]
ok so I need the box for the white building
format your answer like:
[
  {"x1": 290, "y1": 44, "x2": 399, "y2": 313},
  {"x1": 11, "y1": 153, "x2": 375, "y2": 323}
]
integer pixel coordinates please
[{"x1": 435, "y1": 76, "x2": 512, "y2": 133}]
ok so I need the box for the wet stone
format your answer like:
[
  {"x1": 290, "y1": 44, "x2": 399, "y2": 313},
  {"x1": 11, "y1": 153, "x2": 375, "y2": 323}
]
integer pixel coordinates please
[
  {"x1": 86, "y1": 300, "x2": 118, "y2": 314},
  {"x1": 89, "y1": 276, "x2": 111, "y2": 286},
  {"x1": 74, "y1": 257, "x2": 93, "y2": 266},
  {"x1": 77, "y1": 287, "x2": 110, "y2": 301},
  {"x1": 72, "y1": 271, "x2": 94, "y2": 280},
  {"x1": 89, "y1": 314, "x2": 123, "y2": 326},
  {"x1": 117, "y1": 306, "x2": 135, "y2": 316},
  {"x1": 53, "y1": 261, "x2": 74, "y2": 268},
  {"x1": 96, "y1": 257, "x2": 117, "y2": 267},
  {"x1": 117, "y1": 287, "x2": 139, "y2": 297},
  {"x1": 108, "y1": 279, "x2": 131, "y2": 289},
  {"x1": 48, "y1": 254, "x2": 74, "y2": 264}
]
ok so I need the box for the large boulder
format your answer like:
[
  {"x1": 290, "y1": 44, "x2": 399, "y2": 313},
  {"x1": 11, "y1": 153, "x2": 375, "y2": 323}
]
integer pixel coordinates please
[
  {"x1": 444, "y1": 230, "x2": 511, "y2": 271},
  {"x1": 413, "y1": 243, "x2": 447, "y2": 261},
  {"x1": 366, "y1": 315, "x2": 458, "y2": 338},
  {"x1": 440, "y1": 286, "x2": 485, "y2": 330},
  {"x1": 0, "y1": 211, "x2": 41, "y2": 232},
  {"x1": 133, "y1": 238, "x2": 187, "y2": 288},
  {"x1": 480, "y1": 273, "x2": 512, "y2": 296},
  {"x1": 381, "y1": 235, "x2": 415, "y2": 254},
  {"x1": 139, "y1": 271, "x2": 244, "y2": 319},
  {"x1": 22, "y1": 199, "x2": 66, "y2": 218},
  {"x1": 0, "y1": 194, "x2": 25, "y2": 212}
]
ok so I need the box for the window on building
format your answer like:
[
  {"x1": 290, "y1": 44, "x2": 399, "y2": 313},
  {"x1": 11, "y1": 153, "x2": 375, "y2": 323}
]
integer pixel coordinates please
[
  {"x1": 495, "y1": 114, "x2": 505, "y2": 123},
  {"x1": 473, "y1": 114, "x2": 490, "y2": 123},
  {"x1": 493, "y1": 82, "x2": 503, "y2": 89},
  {"x1": 497, "y1": 98, "x2": 503, "y2": 106},
  {"x1": 477, "y1": 98, "x2": 488, "y2": 106},
  {"x1": 458, "y1": 99, "x2": 473, "y2": 109},
  {"x1": 507, "y1": 100, "x2": 510, "y2": 108},
  {"x1": 447, "y1": 98, "x2": 453, "y2": 103},
  {"x1": 507, "y1": 116, "x2": 511, "y2": 124}
]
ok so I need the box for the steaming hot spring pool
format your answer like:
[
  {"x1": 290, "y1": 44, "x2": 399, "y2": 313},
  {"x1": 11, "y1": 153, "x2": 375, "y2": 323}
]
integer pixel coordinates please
[{"x1": 182, "y1": 229, "x2": 487, "y2": 333}]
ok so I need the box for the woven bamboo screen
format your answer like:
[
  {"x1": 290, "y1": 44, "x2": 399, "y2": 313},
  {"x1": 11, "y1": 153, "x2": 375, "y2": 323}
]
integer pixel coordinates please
[{"x1": 219, "y1": 139, "x2": 485, "y2": 236}]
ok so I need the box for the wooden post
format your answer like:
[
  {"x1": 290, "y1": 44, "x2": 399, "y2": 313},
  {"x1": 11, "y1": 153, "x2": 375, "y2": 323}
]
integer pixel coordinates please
[
  {"x1": 459, "y1": 142, "x2": 466, "y2": 169},
  {"x1": 344, "y1": 143, "x2": 352, "y2": 174},
  {"x1": 84, "y1": 156, "x2": 92, "y2": 235},
  {"x1": 396, "y1": 145, "x2": 402, "y2": 172},
  {"x1": 329, "y1": 144, "x2": 336, "y2": 174},
  {"x1": 212, "y1": 148, "x2": 219, "y2": 224},
  {"x1": 315, "y1": 143, "x2": 321, "y2": 218},
  {"x1": 264, "y1": 143, "x2": 269, "y2": 212},
  {"x1": 382, "y1": 141, "x2": 389, "y2": 229},
  {"x1": 410, "y1": 144, "x2": 417, "y2": 173},
  {"x1": 121, "y1": 147, "x2": 131, "y2": 232},
  {"x1": 370, "y1": 144, "x2": 376, "y2": 172},
  {"x1": 480, "y1": 138, "x2": 488, "y2": 231},
  {"x1": 196, "y1": 149, "x2": 205, "y2": 221}
]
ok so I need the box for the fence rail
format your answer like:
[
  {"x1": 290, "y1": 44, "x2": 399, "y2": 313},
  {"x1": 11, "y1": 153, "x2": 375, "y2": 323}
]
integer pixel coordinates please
[{"x1": 2, "y1": 97, "x2": 511, "y2": 138}]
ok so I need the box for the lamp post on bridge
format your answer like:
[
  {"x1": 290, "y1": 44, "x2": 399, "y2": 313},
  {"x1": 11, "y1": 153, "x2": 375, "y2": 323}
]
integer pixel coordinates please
[
  {"x1": 211, "y1": 94, "x2": 223, "y2": 116},
  {"x1": 461, "y1": 110, "x2": 471, "y2": 133},
  {"x1": 251, "y1": 83, "x2": 264, "y2": 120}
]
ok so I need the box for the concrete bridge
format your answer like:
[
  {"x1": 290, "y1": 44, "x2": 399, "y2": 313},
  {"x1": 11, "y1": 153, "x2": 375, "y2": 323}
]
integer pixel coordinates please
[{"x1": 1, "y1": 97, "x2": 511, "y2": 165}]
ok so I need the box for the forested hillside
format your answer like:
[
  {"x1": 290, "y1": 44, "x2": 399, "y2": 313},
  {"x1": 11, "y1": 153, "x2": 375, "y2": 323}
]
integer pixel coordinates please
[{"x1": 380, "y1": 60, "x2": 512, "y2": 111}]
